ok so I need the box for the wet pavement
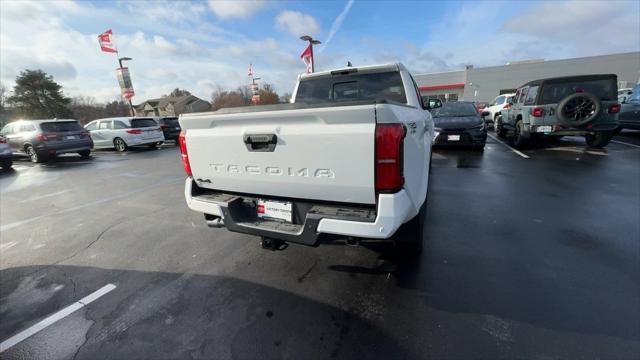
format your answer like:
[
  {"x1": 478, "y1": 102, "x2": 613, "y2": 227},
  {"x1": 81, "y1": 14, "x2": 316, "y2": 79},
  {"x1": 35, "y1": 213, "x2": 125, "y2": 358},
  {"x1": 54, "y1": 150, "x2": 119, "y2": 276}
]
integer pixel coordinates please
[{"x1": 1, "y1": 132, "x2": 639, "y2": 359}]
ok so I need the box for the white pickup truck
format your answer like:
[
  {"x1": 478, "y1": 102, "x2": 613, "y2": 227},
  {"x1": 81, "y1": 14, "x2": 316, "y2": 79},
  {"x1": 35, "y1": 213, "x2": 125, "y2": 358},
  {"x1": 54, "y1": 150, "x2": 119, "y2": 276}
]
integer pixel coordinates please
[{"x1": 179, "y1": 63, "x2": 434, "y2": 252}]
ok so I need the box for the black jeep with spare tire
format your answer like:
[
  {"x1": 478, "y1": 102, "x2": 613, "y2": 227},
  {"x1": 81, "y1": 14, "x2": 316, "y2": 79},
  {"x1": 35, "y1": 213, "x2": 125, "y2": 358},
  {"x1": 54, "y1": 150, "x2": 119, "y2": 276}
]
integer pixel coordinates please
[{"x1": 497, "y1": 74, "x2": 620, "y2": 148}]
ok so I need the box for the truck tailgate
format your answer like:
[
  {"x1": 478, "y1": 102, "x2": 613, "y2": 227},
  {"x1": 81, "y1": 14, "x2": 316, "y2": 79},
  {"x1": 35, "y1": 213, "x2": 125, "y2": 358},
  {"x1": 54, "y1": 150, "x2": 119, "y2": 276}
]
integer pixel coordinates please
[{"x1": 181, "y1": 105, "x2": 376, "y2": 204}]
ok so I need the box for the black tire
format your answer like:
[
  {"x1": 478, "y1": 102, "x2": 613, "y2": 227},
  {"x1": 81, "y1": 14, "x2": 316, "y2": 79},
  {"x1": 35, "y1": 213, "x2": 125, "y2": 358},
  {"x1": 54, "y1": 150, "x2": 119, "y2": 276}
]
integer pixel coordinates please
[
  {"x1": 1, "y1": 158, "x2": 12, "y2": 170},
  {"x1": 396, "y1": 197, "x2": 427, "y2": 254},
  {"x1": 474, "y1": 143, "x2": 486, "y2": 151},
  {"x1": 496, "y1": 116, "x2": 508, "y2": 138},
  {"x1": 613, "y1": 127, "x2": 622, "y2": 135},
  {"x1": 557, "y1": 92, "x2": 601, "y2": 127},
  {"x1": 78, "y1": 150, "x2": 91, "y2": 158},
  {"x1": 148, "y1": 143, "x2": 158, "y2": 149},
  {"x1": 395, "y1": 155, "x2": 430, "y2": 255},
  {"x1": 585, "y1": 131, "x2": 613, "y2": 148},
  {"x1": 25, "y1": 145, "x2": 45, "y2": 163},
  {"x1": 513, "y1": 120, "x2": 528, "y2": 149},
  {"x1": 114, "y1": 138, "x2": 128, "y2": 152}
]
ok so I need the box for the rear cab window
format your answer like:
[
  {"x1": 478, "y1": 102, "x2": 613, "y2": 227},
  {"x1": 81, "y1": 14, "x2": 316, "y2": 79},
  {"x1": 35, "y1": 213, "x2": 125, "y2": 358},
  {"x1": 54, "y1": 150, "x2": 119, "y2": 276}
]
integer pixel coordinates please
[
  {"x1": 131, "y1": 118, "x2": 158, "y2": 128},
  {"x1": 540, "y1": 77, "x2": 617, "y2": 104},
  {"x1": 40, "y1": 121, "x2": 82, "y2": 132},
  {"x1": 160, "y1": 117, "x2": 179, "y2": 127},
  {"x1": 296, "y1": 71, "x2": 407, "y2": 104}
]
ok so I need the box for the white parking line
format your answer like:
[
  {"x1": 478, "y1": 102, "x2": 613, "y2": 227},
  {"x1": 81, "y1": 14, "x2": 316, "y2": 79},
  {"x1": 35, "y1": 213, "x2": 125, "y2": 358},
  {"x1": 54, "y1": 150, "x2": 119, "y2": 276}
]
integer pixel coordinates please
[
  {"x1": 611, "y1": 139, "x2": 640, "y2": 149},
  {"x1": 19, "y1": 189, "x2": 71, "y2": 203},
  {"x1": 0, "y1": 283, "x2": 116, "y2": 352},
  {"x1": 487, "y1": 133, "x2": 530, "y2": 159}
]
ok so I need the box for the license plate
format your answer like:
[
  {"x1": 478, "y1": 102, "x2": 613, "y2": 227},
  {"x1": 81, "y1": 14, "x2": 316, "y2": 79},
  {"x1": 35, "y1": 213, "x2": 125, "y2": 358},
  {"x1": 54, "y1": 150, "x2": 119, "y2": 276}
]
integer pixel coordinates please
[
  {"x1": 66, "y1": 135, "x2": 77, "y2": 140},
  {"x1": 448, "y1": 135, "x2": 461, "y2": 141},
  {"x1": 537, "y1": 126, "x2": 553, "y2": 133},
  {"x1": 257, "y1": 199, "x2": 292, "y2": 222}
]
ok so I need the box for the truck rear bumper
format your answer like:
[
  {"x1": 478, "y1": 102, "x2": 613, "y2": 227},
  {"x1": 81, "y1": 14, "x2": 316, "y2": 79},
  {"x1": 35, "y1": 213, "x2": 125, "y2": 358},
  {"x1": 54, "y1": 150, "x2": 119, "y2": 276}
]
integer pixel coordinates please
[{"x1": 184, "y1": 178, "x2": 414, "y2": 245}]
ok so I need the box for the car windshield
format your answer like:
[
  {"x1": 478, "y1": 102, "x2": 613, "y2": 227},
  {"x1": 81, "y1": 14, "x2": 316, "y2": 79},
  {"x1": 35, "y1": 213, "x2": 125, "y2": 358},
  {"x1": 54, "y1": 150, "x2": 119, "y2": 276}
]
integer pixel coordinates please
[
  {"x1": 431, "y1": 102, "x2": 478, "y2": 117},
  {"x1": 130, "y1": 118, "x2": 157, "y2": 128},
  {"x1": 296, "y1": 71, "x2": 407, "y2": 104},
  {"x1": 541, "y1": 78, "x2": 617, "y2": 103},
  {"x1": 40, "y1": 121, "x2": 82, "y2": 132}
]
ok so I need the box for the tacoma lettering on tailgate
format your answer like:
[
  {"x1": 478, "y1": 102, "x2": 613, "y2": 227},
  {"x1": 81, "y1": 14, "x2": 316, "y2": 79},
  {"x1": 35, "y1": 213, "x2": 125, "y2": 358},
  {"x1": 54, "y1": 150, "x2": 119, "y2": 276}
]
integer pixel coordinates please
[{"x1": 210, "y1": 164, "x2": 335, "y2": 178}]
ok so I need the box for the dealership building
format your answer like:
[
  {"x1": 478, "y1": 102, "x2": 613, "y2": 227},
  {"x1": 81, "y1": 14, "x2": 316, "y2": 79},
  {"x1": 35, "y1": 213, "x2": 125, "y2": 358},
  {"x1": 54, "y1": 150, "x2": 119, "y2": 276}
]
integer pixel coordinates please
[{"x1": 414, "y1": 52, "x2": 640, "y2": 103}]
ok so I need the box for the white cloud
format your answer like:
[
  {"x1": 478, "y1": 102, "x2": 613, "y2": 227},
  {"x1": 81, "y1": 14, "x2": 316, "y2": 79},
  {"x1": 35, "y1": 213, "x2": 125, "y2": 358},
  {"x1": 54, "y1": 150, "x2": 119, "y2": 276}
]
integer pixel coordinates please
[
  {"x1": 319, "y1": 0, "x2": 354, "y2": 53},
  {"x1": 275, "y1": 10, "x2": 320, "y2": 37},
  {"x1": 502, "y1": 1, "x2": 640, "y2": 56},
  {"x1": 208, "y1": 0, "x2": 265, "y2": 19}
]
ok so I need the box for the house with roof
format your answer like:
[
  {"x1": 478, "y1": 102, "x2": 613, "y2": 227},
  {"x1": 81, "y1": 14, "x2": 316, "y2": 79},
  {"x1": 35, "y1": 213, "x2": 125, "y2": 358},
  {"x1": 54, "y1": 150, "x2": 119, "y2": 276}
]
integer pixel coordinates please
[{"x1": 135, "y1": 95, "x2": 210, "y2": 117}]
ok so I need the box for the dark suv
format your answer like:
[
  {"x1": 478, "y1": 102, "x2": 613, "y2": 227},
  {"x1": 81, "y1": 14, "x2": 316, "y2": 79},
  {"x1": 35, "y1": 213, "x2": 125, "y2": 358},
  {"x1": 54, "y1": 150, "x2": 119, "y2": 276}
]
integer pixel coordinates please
[
  {"x1": 0, "y1": 119, "x2": 93, "y2": 163},
  {"x1": 497, "y1": 74, "x2": 620, "y2": 148},
  {"x1": 155, "y1": 117, "x2": 181, "y2": 142}
]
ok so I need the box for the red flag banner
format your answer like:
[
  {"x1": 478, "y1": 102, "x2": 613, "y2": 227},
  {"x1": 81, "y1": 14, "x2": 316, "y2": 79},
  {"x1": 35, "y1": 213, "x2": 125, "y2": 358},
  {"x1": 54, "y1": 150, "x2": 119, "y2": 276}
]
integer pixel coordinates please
[
  {"x1": 300, "y1": 44, "x2": 313, "y2": 74},
  {"x1": 98, "y1": 29, "x2": 117, "y2": 53}
]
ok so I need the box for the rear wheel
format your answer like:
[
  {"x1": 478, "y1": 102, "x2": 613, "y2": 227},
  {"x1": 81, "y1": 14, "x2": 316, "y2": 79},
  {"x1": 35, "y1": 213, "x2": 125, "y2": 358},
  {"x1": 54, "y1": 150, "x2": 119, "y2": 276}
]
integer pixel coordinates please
[
  {"x1": 148, "y1": 143, "x2": 158, "y2": 149},
  {"x1": 25, "y1": 145, "x2": 45, "y2": 163},
  {"x1": 1, "y1": 158, "x2": 12, "y2": 170},
  {"x1": 585, "y1": 131, "x2": 613, "y2": 148},
  {"x1": 114, "y1": 138, "x2": 128, "y2": 152},
  {"x1": 513, "y1": 120, "x2": 528, "y2": 148},
  {"x1": 78, "y1": 150, "x2": 91, "y2": 158},
  {"x1": 496, "y1": 116, "x2": 508, "y2": 138},
  {"x1": 396, "y1": 196, "x2": 426, "y2": 254}
]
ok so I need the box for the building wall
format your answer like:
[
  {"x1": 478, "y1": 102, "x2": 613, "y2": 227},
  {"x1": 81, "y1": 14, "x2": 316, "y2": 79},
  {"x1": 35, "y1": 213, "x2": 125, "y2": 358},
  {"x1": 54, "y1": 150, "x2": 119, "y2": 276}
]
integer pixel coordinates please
[{"x1": 413, "y1": 52, "x2": 640, "y2": 103}]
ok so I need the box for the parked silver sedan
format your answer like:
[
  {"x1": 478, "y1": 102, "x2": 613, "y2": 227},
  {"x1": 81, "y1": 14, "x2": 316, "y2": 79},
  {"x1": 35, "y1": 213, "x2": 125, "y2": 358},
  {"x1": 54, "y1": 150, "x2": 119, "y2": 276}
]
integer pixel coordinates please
[{"x1": 85, "y1": 117, "x2": 165, "y2": 152}]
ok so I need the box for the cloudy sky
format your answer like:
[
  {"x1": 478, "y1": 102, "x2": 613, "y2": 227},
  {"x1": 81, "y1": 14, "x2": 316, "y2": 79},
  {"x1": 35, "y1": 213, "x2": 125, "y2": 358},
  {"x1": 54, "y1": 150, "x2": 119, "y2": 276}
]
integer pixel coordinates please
[{"x1": 1, "y1": 0, "x2": 638, "y2": 104}]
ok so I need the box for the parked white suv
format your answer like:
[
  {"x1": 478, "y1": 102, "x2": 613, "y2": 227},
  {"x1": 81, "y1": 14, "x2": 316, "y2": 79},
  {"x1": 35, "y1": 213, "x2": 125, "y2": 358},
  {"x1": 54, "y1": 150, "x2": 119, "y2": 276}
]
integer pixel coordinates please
[
  {"x1": 179, "y1": 63, "x2": 435, "y2": 253},
  {"x1": 85, "y1": 117, "x2": 165, "y2": 152},
  {"x1": 485, "y1": 93, "x2": 516, "y2": 127}
]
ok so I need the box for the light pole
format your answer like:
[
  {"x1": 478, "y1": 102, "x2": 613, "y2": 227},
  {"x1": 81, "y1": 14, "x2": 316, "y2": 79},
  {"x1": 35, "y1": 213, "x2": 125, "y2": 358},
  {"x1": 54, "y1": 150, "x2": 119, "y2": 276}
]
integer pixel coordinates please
[
  {"x1": 300, "y1": 35, "x2": 321, "y2": 73},
  {"x1": 118, "y1": 56, "x2": 135, "y2": 116}
]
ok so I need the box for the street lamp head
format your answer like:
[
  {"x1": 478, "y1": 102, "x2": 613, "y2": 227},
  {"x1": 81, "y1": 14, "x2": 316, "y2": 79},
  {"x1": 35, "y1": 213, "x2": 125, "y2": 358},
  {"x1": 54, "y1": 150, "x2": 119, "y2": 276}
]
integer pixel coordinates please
[
  {"x1": 300, "y1": 35, "x2": 312, "y2": 41},
  {"x1": 310, "y1": 40, "x2": 321, "y2": 45},
  {"x1": 119, "y1": 57, "x2": 133, "y2": 61}
]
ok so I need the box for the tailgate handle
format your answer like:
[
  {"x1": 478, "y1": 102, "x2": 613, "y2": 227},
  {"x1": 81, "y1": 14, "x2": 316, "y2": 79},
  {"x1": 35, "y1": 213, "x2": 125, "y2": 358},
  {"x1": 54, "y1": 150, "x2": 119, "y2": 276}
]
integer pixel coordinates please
[{"x1": 243, "y1": 134, "x2": 277, "y2": 152}]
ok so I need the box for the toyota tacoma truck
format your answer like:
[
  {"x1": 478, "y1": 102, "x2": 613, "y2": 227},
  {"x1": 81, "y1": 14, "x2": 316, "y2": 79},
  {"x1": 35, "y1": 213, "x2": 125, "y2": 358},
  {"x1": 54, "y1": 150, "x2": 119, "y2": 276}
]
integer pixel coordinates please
[{"x1": 179, "y1": 63, "x2": 434, "y2": 252}]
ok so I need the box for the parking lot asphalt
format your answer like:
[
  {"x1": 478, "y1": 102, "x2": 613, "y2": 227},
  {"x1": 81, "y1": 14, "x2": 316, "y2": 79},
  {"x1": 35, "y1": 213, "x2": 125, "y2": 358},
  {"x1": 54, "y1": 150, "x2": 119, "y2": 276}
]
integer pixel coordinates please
[{"x1": 1, "y1": 132, "x2": 639, "y2": 360}]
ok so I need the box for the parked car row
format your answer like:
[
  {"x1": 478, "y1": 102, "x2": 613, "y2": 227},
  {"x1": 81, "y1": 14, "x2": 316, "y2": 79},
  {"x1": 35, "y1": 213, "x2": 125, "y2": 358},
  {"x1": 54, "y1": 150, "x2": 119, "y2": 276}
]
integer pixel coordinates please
[{"x1": 0, "y1": 116, "x2": 181, "y2": 166}]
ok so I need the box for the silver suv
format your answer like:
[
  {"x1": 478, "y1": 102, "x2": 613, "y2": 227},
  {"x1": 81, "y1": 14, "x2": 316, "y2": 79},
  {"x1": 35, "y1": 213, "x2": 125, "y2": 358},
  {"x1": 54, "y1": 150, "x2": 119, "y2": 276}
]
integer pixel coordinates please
[
  {"x1": 498, "y1": 74, "x2": 620, "y2": 148},
  {"x1": 0, "y1": 119, "x2": 93, "y2": 163}
]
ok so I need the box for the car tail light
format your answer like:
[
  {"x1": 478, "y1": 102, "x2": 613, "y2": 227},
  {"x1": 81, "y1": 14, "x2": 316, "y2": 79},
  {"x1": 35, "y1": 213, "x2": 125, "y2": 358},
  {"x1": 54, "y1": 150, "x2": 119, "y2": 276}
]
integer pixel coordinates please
[
  {"x1": 0, "y1": 137, "x2": 6, "y2": 144},
  {"x1": 531, "y1": 107, "x2": 545, "y2": 117},
  {"x1": 36, "y1": 133, "x2": 57, "y2": 141},
  {"x1": 608, "y1": 103, "x2": 621, "y2": 114},
  {"x1": 80, "y1": 131, "x2": 90, "y2": 138},
  {"x1": 178, "y1": 130, "x2": 192, "y2": 177},
  {"x1": 375, "y1": 123, "x2": 405, "y2": 193},
  {"x1": 126, "y1": 129, "x2": 143, "y2": 134}
]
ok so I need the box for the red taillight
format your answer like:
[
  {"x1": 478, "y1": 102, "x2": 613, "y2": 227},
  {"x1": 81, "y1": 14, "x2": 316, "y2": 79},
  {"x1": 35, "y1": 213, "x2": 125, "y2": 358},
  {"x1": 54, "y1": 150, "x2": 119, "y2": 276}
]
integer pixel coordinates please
[
  {"x1": 36, "y1": 133, "x2": 57, "y2": 141},
  {"x1": 375, "y1": 123, "x2": 405, "y2": 193},
  {"x1": 0, "y1": 137, "x2": 6, "y2": 144},
  {"x1": 126, "y1": 129, "x2": 143, "y2": 134},
  {"x1": 608, "y1": 103, "x2": 621, "y2": 114},
  {"x1": 178, "y1": 130, "x2": 192, "y2": 177},
  {"x1": 80, "y1": 131, "x2": 90, "y2": 137},
  {"x1": 531, "y1": 107, "x2": 545, "y2": 117}
]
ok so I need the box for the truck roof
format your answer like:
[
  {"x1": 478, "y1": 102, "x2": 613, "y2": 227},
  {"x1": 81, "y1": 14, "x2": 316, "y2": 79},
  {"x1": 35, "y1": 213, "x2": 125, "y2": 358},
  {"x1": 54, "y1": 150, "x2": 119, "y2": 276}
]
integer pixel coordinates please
[
  {"x1": 299, "y1": 62, "x2": 407, "y2": 80},
  {"x1": 522, "y1": 74, "x2": 617, "y2": 88}
]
